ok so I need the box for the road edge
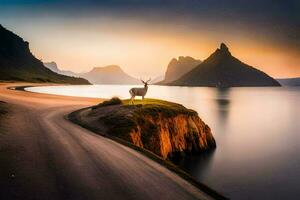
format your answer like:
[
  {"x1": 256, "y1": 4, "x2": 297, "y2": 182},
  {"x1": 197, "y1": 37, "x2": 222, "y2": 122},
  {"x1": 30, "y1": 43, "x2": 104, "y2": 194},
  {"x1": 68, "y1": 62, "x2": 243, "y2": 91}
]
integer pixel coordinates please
[{"x1": 68, "y1": 107, "x2": 229, "y2": 200}]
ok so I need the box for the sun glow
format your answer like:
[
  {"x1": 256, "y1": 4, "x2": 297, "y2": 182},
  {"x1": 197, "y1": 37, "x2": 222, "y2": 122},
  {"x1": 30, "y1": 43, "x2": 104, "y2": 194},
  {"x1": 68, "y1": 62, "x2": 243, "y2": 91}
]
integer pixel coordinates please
[{"x1": 1, "y1": 6, "x2": 299, "y2": 78}]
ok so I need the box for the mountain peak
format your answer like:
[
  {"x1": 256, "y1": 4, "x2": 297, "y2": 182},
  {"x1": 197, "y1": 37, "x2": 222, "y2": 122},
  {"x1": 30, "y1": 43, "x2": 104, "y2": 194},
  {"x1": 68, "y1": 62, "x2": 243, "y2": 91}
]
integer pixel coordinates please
[
  {"x1": 0, "y1": 24, "x2": 6, "y2": 31},
  {"x1": 44, "y1": 61, "x2": 59, "y2": 72},
  {"x1": 82, "y1": 65, "x2": 139, "y2": 84},
  {"x1": 92, "y1": 65, "x2": 121, "y2": 72},
  {"x1": 220, "y1": 43, "x2": 228, "y2": 51},
  {"x1": 169, "y1": 43, "x2": 280, "y2": 87},
  {"x1": 160, "y1": 56, "x2": 201, "y2": 84},
  {"x1": 48, "y1": 61, "x2": 57, "y2": 65},
  {"x1": 218, "y1": 43, "x2": 231, "y2": 56}
]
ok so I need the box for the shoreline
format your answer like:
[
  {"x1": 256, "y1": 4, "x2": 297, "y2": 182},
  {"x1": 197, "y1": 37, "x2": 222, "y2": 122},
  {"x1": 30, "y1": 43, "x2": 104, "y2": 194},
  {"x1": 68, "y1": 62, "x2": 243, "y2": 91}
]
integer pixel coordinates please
[{"x1": 4, "y1": 83, "x2": 228, "y2": 200}]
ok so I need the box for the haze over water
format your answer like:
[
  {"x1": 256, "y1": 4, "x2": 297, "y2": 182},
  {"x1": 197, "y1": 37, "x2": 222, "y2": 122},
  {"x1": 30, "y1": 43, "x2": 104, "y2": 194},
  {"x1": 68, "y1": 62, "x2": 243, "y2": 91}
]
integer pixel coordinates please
[{"x1": 27, "y1": 85, "x2": 300, "y2": 199}]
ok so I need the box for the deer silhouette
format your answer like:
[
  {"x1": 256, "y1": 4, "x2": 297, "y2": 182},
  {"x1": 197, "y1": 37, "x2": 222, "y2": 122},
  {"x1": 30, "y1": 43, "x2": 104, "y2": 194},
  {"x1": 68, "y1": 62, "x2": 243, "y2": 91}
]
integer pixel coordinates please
[{"x1": 129, "y1": 78, "x2": 151, "y2": 104}]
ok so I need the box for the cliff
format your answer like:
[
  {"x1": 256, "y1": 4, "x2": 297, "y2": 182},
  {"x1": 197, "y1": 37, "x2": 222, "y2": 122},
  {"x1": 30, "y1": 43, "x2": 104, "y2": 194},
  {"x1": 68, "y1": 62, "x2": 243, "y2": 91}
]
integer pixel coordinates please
[
  {"x1": 0, "y1": 24, "x2": 89, "y2": 84},
  {"x1": 170, "y1": 43, "x2": 281, "y2": 87},
  {"x1": 71, "y1": 98, "x2": 216, "y2": 159},
  {"x1": 43, "y1": 61, "x2": 78, "y2": 77},
  {"x1": 127, "y1": 112, "x2": 215, "y2": 159},
  {"x1": 159, "y1": 56, "x2": 201, "y2": 84}
]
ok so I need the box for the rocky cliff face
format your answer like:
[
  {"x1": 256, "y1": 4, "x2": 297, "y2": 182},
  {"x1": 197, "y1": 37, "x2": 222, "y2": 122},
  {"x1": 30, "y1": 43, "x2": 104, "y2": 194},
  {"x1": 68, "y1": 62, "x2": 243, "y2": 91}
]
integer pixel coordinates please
[
  {"x1": 128, "y1": 113, "x2": 215, "y2": 159},
  {"x1": 72, "y1": 98, "x2": 216, "y2": 159},
  {"x1": 160, "y1": 56, "x2": 201, "y2": 84},
  {"x1": 0, "y1": 24, "x2": 89, "y2": 84}
]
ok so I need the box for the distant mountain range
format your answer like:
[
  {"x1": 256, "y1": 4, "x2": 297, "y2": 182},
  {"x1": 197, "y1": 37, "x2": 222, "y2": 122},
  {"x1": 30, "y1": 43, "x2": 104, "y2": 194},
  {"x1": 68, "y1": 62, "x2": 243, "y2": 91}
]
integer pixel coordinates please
[
  {"x1": 277, "y1": 77, "x2": 300, "y2": 86},
  {"x1": 159, "y1": 56, "x2": 201, "y2": 84},
  {"x1": 80, "y1": 65, "x2": 140, "y2": 84},
  {"x1": 43, "y1": 62, "x2": 78, "y2": 77},
  {"x1": 44, "y1": 62, "x2": 140, "y2": 85},
  {"x1": 167, "y1": 43, "x2": 280, "y2": 87},
  {"x1": 0, "y1": 24, "x2": 89, "y2": 84}
]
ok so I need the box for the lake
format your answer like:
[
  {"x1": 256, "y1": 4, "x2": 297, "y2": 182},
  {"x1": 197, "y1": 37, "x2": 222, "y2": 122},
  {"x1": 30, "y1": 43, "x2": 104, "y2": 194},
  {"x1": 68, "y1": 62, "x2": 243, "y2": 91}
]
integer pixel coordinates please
[{"x1": 26, "y1": 85, "x2": 300, "y2": 199}]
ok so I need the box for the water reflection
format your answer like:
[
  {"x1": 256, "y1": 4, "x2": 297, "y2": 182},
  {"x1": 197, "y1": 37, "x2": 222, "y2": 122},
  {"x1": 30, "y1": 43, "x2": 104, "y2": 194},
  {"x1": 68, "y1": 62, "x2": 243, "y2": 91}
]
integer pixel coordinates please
[
  {"x1": 172, "y1": 150, "x2": 216, "y2": 180},
  {"x1": 215, "y1": 88, "x2": 230, "y2": 127}
]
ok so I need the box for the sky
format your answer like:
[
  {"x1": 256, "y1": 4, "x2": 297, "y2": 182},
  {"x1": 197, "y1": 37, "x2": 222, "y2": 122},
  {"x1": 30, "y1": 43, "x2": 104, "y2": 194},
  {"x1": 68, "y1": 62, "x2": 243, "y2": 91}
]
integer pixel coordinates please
[{"x1": 0, "y1": 0, "x2": 299, "y2": 78}]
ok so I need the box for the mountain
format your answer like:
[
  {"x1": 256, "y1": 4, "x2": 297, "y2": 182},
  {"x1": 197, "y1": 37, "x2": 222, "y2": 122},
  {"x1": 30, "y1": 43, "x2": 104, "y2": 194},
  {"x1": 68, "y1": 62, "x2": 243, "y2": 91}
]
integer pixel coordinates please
[
  {"x1": 277, "y1": 77, "x2": 300, "y2": 86},
  {"x1": 169, "y1": 43, "x2": 280, "y2": 87},
  {"x1": 44, "y1": 61, "x2": 59, "y2": 73},
  {"x1": 80, "y1": 65, "x2": 140, "y2": 84},
  {"x1": 44, "y1": 62, "x2": 78, "y2": 77},
  {"x1": 0, "y1": 25, "x2": 89, "y2": 84},
  {"x1": 151, "y1": 75, "x2": 164, "y2": 84},
  {"x1": 160, "y1": 56, "x2": 201, "y2": 84},
  {"x1": 45, "y1": 62, "x2": 140, "y2": 85}
]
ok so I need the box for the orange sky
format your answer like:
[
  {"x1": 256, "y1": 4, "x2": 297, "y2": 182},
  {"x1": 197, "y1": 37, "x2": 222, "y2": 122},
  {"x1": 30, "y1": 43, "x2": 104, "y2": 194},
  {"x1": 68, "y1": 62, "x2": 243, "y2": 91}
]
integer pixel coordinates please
[{"x1": 2, "y1": 16, "x2": 299, "y2": 79}]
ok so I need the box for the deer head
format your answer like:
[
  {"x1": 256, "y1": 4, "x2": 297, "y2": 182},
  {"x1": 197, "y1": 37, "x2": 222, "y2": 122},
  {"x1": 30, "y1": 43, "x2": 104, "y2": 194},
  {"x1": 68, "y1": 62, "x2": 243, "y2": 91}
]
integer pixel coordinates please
[{"x1": 140, "y1": 78, "x2": 151, "y2": 87}]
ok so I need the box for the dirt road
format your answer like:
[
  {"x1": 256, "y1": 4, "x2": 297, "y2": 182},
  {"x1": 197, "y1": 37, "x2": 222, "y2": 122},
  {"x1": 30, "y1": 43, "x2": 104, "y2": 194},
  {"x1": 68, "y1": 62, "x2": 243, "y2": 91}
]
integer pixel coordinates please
[{"x1": 0, "y1": 83, "x2": 216, "y2": 200}]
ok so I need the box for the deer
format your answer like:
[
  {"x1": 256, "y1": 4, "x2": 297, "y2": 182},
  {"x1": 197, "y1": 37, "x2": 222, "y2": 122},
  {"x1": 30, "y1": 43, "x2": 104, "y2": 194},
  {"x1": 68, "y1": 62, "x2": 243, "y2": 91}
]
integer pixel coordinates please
[{"x1": 129, "y1": 78, "x2": 151, "y2": 104}]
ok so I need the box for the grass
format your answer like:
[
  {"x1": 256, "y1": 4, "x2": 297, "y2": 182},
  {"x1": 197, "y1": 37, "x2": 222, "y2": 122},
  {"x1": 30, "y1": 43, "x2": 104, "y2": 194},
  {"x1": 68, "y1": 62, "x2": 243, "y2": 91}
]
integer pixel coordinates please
[
  {"x1": 91, "y1": 97, "x2": 122, "y2": 109},
  {"x1": 123, "y1": 98, "x2": 198, "y2": 118}
]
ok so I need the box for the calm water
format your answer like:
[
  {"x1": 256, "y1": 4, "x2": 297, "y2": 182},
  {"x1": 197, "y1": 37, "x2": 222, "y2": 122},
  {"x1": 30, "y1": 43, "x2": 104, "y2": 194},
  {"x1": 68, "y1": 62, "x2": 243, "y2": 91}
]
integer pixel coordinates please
[{"x1": 26, "y1": 85, "x2": 300, "y2": 199}]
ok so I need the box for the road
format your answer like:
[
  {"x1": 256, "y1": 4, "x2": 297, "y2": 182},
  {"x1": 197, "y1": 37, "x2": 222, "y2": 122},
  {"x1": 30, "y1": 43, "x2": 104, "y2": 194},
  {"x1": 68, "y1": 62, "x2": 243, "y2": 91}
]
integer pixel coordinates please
[{"x1": 0, "y1": 83, "x2": 216, "y2": 200}]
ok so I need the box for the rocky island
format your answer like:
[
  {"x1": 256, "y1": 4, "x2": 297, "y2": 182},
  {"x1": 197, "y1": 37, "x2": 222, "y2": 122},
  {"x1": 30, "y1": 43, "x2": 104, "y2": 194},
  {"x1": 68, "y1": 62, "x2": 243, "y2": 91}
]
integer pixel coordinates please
[
  {"x1": 69, "y1": 98, "x2": 216, "y2": 159},
  {"x1": 168, "y1": 43, "x2": 281, "y2": 87}
]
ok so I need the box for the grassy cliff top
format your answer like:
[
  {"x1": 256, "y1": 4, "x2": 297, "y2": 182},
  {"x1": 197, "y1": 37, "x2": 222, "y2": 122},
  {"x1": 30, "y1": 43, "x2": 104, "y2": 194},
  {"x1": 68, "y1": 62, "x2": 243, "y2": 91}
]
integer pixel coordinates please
[
  {"x1": 92, "y1": 98, "x2": 197, "y2": 118},
  {"x1": 89, "y1": 98, "x2": 198, "y2": 138}
]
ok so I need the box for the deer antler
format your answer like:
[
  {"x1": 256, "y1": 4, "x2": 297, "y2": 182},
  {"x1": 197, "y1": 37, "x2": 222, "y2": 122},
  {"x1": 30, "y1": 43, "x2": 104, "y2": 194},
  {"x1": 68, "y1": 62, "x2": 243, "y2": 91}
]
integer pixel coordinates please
[
  {"x1": 146, "y1": 78, "x2": 151, "y2": 83},
  {"x1": 140, "y1": 78, "x2": 145, "y2": 84}
]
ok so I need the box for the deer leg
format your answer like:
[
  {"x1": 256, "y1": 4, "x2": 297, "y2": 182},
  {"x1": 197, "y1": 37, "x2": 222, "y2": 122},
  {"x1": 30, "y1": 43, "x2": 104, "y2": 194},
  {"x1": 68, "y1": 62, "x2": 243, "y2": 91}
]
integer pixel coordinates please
[
  {"x1": 131, "y1": 96, "x2": 135, "y2": 104},
  {"x1": 142, "y1": 96, "x2": 144, "y2": 104}
]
